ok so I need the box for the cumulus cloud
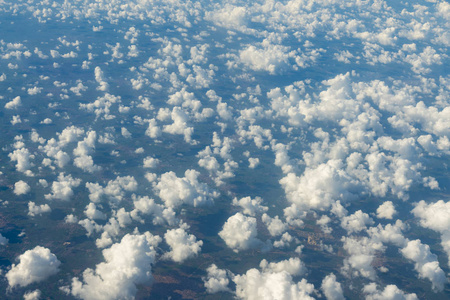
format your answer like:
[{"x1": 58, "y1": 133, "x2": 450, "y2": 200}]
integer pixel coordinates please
[
  {"x1": 5, "y1": 96, "x2": 21, "y2": 109},
  {"x1": 6, "y1": 246, "x2": 60, "y2": 288},
  {"x1": 163, "y1": 227, "x2": 203, "y2": 263},
  {"x1": 153, "y1": 169, "x2": 218, "y2": 208},
  {"x1": 0, "y1": 233, "x2": 9, "y2": 246},
  {"x1": 232, "y1": 261, "x2": 315, "y2": 300},
  {"x1": 28, "y1": 202, "x2": 51, "y2": 217},
  {"x1": 376, "y1": 201, "x2": 396, "y2": 219},
  {"x1": 219, "y1": 213, "x2": 262, "y2": 252},
  {"x1": 232, "y1": 196, "x2": 268, "y2": 216},
  {"x1": 321, "y1": 273, "x2": 345, "y2": 300},
  {"x1": 400, "y1": 239, "x2": 446, "y2": 292},
  {"x1": 363, "y1": 283, "x2": 418, "y2": 300},
  {"x1": 23, "y1": 289, "x2": 42, "y2": 300},
  {"x1": 45, "y1": 173, "x2": 81, "y2": 201},
  {"x1": 71, "y1": 232, "x2": 161, "y2": 300},
  {"x1": 14, "y1": 180, "x2": 30, "y2": 195},
  {"x1": 203, "y1": 264, "x2": 230, "y2": 294},
  {"x1": 9, "y1": 147, "x2": 35, "y2": 175},
  {"x1": 340, "y1": 210, "x2": 374, "y2": 234}
]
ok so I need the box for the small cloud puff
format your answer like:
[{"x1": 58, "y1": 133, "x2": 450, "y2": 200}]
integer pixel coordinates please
[
  {"x1": 203, "y1": 264, "x2": 230, "y2": 294},
  {"x1": 14, "y1": 180, "x2": 30, "y2": 195},
  {"x1": 376, "y1": 201, "x2": 396, "y2": 219},
  {"x1": 163, "y1": 227, "x2": 203, "y2": 263},
  {"x1": 6, "y1": 246, "x2": 60, "y2": 288},
  {"x1": 5, "y1": 96, "x2": 21, "y2": 109},
  {"x1": 363, "y1": 283, "x2": 418, "y2": 300},
  {"x1": 219, "y1": 213, "x2": 262, "y2": 252},
  {"x1": 71, "y1": 232, "x2": 161, "y2": 300}
]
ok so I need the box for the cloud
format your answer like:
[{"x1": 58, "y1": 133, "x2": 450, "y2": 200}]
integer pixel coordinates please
[
  {"x1": 232, "y1": 196, "x2": 268, "y2": 217},
  {"x1": 71, "y1": 232, "x2": 161, "y2": 300},
  {"x1": 14, "y1": 180, "x2": 30, "y2": 195},
  {"x1": 400, "y1": 239, "x2": 446, "y2": 292},
  {"x1": 154, "y1": 169, "x2": 218, "y2": 208},
  {"x1": 321, "y1": 273, "x2": 345, "y2": 300},
  {"x1": 5, "y1": 96, "x2": 21, "y2": 109},
  {"x1": 340, "y1": 210, "x2": 374, "y2": 234},
  {"x1": 9, "y1": 147, "x2": 35, "y2": 175},
  {"x1": 94, "y1": 66, "x2": 109, "y2": 91},
  {"x1": 363, "y1": 283, "x2": 418, "y2": 300},
  {"x1": 0, "y1": 233, "x2": 8, "y2": 246},
  {"x1": 45, "y1": 173, "x2": 81, "y2": 201},
  {"x1": 219, "y1": 213, "x2": 262, "y2": 252},
  {"x1": 28, "y1": 202, "x2": 51, "y2": 217},
  {"x1": 232, "y1": 261, "x2": 315, "y2": 300},
  {"x1": 23, "y1": 289, "x2": 42, "y2": 300},
  {"x1": 163, "y1": 227, "x2": 203, "y2": 263},
  {"x1": 341, "y1": 236, "x2": 384, "y2": 280},
  {"x1": 412, "y1": 200, "x2": 450, "y2": 268},
  {"x1": 6, "y1": 246, "x2": 60, "y2": 288},
  {"x1": 376, "y1": 201, "x2": 396, "y2": 219},
  {"x1": 203, "y1": 264, "x2": 230, "y2": 294}
]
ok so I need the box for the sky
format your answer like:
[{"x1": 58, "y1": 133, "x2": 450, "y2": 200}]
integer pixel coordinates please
[{"x1": 0, "y1": 0, "x2": 449, "y2": 299}]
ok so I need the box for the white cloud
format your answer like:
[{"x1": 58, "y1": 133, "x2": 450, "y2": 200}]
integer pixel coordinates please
[
  {"x1": 154, "y1": 169, "x2": 218, "y2": 208},
  {"x1": 163, "y1": 227, "x2": 203, "y2": 263},
  {"x1": 9, "y1": 147, "x2": 35, "y2": 175},
  {"x1": 28, "y1": 202, "x2": 51, "y2": 217},
  {"x1": 6, "y1": 246, "x2": 60, "y2": 288},
  {"x1": 94, "y1": 66, "x2": 109, "y2": 91},
  {"x1": 262, "y1": 214, "x2": 287, "y2": 237},
  {"x1": 321, "y1": 273, "x2": 345, "y2": 300},
  {"x1": 84, "y1": 203, "x2": 106, "y2": 220},
  {"x1": 363, "y1": 283, "x2": 418, "y2": 300},
  {"x1": 71, "y1": 232, "x2": 161, "y2": 300},
  {"x1": 45, "y1": 173, "x2": 81, "y2": 201},
  {"x1": 219, "y1": 213, "x2": 261, "y2": 252},
  {"x1": 340, "y1": 210, "x2": 374, "y2": 234},
  {"x1": 232, "y1": 264, "x2": 315, "y2": 300},
  {"x1": 23, "y1": 289, "x2": 42, "y2": 300},
  {"x1": 400, "y1": 239, "x2": 446, "y2": 292},
  {"x1": 143, "y1": 156, "x2": 159, "y2": 168},
  {"x1": 5, "y1": 96, "x2": 21, "y2": 109},
  {"x1": 14, "y1": 180, "x2": 30, "y2": 195},
  {"x1": 412, "y1": 200, "x2": 450, "y2": 268},
  {"x1": 203, "y1": 264, "x2": 230, "y2": 294},
  {"x1": 0, "y1": 233, "x2": 8, "y2": 246},
  {"x1": 232, "y1": 196, "x2": 267, "y2": 216},
  {"x1": 259, "y1": 257, "x2": 306, "y2": 277},
  {"x1": 376, "y1": 201, "x2": 396, "y2": 219}
]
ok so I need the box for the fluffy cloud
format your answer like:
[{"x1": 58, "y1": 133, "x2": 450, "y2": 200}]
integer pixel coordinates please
[
  {"x1": 0, "y1": 233, "x2": 8, "y2": 246},
  {"x1": 163, "y1": 227, "x2": 202, "y2": 263},
  {"x1": 363, "y1": 283, "x2": 418, "y2": 300},
  {"x1": 45, "y1": 173, "x2": 81, "y2": 201},
  {"x1": 232, "y1": 261, "x2": 315, "y2": 300},
  {"x1": 28, "y1": 202, "x2": 51, "y2": 217},
  {"x1": 412, "y1": 200, "x2": 450, "y2": 268},
  {"x1": 23, "y1": 289, "x2": 42, "y2": 300},
  {"x1": 14, "y1": 180, "x2": 30, "y2": 195},
  {"x1": 153, "y1": 169, "x2": 218, "y2": 208},
  {"x1": 232, "y1": 196, "x2": 268, "y2": 216},
  {"x1": 219, "y1": 213, "x2": 261, "y2": 252},
  {"x1": 280, "y1": 160, "x2": 359, "y2": 212},
  {"x1": 5, "y1": 96, "x2": 21, "y2": 109},
  {"x1": 340, "y1": 210, "x2": 374, "y2": 234},
  {"x1": 376, "y1": 201, "x2": 396, "y2": 219},
  {"x1": 71, "y1": 232, "x2": 161, "y2": 300},
  {"x1": 203, "y1": 264, "x2": 230, "y2": 294},
  {"x1": 321, "y1": 273, "x2": 345, "y2": 300},
  {"x1": 400, "y1": 239, "x2": 446, "y2": 292},
  {"x1": 9, "y1": 147, "x2": 34, "y2": 175},
  {"x1": 6, "y1": 246, "x2": 60, "y2": 288}
]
